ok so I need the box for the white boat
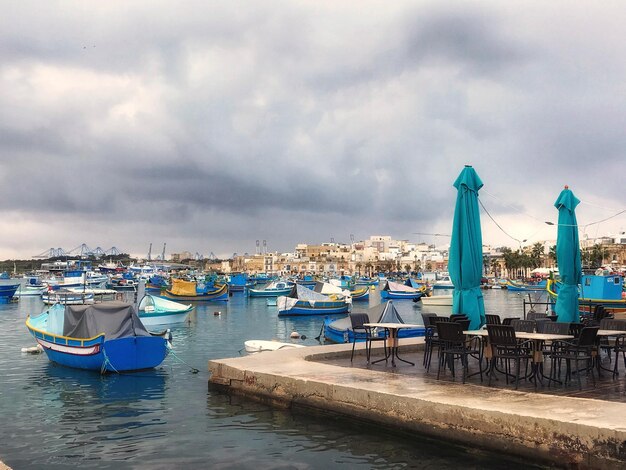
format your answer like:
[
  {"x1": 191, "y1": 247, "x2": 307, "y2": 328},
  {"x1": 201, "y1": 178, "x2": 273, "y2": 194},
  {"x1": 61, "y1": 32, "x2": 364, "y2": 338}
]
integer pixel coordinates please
[
  {"x1": 42, "y1": 287, "x2": 117, "y2": 305},
  {"x1": 244, "y1": 340, "x2": 305, "y2": 354},
  {"x1": 138, "y1": 294, "x2": 193, "y2": 326},
  {"x1": 420, "y1": 294, "x2": 454, "y2": 306}
]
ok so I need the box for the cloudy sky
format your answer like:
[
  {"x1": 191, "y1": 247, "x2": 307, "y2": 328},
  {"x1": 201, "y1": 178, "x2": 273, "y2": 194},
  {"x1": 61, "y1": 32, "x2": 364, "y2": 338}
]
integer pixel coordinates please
[{"x1": 1, "y1": 1, "x2": 624, "y2": 260}]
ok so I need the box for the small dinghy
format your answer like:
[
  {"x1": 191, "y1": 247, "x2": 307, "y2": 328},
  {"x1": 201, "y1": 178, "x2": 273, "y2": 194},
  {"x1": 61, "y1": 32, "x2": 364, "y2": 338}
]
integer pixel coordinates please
[{"x1": 244, "y1": 340, "x2": 305, "y2": 354}]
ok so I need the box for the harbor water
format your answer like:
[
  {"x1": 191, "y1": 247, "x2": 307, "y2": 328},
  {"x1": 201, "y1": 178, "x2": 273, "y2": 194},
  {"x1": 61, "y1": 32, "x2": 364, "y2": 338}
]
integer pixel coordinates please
[{"x1": 0, "y1": 288, "x2": 549, "y2": 469}]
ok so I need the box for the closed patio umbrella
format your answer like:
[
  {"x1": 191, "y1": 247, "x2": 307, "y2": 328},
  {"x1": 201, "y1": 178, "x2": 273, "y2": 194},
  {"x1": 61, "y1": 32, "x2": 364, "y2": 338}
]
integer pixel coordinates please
[
  {"x1": 449, "y1": 165, "x2": 486, "y2": 330},
  {"x1": 554, "y1": 185, "x2": 581, "y2": 323}
]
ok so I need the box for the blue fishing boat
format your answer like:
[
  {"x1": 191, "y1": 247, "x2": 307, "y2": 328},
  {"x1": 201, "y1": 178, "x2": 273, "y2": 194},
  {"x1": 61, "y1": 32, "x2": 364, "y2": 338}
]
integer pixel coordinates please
[
  {"x1": 163, "y1": 278, "x2": 228, "y2": 302},
  {"x1": 547, "y1": 274, "x2": 626, "y2": 314},
  {"x1": 354, "y1": 277, "x2": 379, "y2": 286},
  {"x1": 323, "y1": 301, "x2": 425, "y2": 343},
  {"x1": 138, "y1": 294, "x2": 193, "y2": 326},
  {"x1": 350, "y1": 287, "x2": 370, "y2": 301},
  {"x1": 296, "y1": 275, "x2": 317, "y2": 287},
  {"x1": 505, "y1": 279, "x2": 547, "y2": 292},
  {"x1": 0, "y1": 283, "x2": 20, "y2": 303},
  {"x1": 277, "y1": 284, "x2": 350, "y2": 316},
  {"x1": 228, "y1": 273, "x2": 251, "y2": 292},
  {"x1": 432, "y1": 275, "x2": 454, "y2": 290},
  {"x1": 247, "y1": 281, "x2": 293, "y2": 297},
  {"x1": 26, "y1": 302, "x2": 170, "y2": 372},
  {"x1": 380, "y1": 280, "x2": 426, "y2": 300}
]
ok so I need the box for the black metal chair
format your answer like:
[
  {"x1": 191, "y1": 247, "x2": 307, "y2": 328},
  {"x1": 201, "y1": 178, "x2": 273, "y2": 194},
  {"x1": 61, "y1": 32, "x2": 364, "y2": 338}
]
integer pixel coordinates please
[
  {"x1": 502, "y1": 317, "x2": 520, "y2": 326},
  {"x1": 598, "y1": 319, "x2": 626, "y2": 368},
  {"x1": 450, "y1": 314, "x2": 469, "y2": 323},
  {"x1": 511, "y1": 319, "x2": 535, "y2": 333},
  {"x1": 421, "y1": 313, "x2": 439, "y2": 369},
  {"x1": 436, "y1": 322, "x2": 483, "y2": 383},
  {"x1": 423, "y1": 316, "x2": 452, "y2": 371},
  {"x1": 537, "y1": 321, "x2": 570, "y2": 335},
  {"x1": 549, "y1": 326, "x2": 599, "y2": 389},
  {"x1": 568, "y1": 322, "x2": 584, "y2": 339},
  {"x1": 613, "y1": 335, "x2": 626, "y2": 378},
  {"x1": 349, "y1": 313, "x2": 387, "y2": 364},
  {"x1": 527, "y1": 311, "x2": 549, "y2": 321},
  {"x1": 485, "y1": 314, "x2": 501, "y2": 326},
  {"x1": 486, "y1": 325, "x2": 534, "y2": 389}
]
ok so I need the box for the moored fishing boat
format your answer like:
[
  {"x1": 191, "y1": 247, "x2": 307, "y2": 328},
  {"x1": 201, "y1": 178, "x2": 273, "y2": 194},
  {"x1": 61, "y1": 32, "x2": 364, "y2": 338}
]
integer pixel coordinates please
[
  {"x1": 323, "y1": 301, "x2": 425, "y2": 344},
  {"x1": 420, "y1": 294, "x2": 454, "y2": 306},
  {"x1": 547, "y1": 274, "x2": 626, "y2": 314},
  {"x1": 42, "y1": 288, "x2": 95, "y2": 305},
  {"x1": 350, "y1": 287, "x2": 370, "y2": 301},
  {"x1": 380, "y1": 280, "x2": 426, "y2": 300},
  {"x1": 247, "y1": 280, "x2": 293, "y2": 297},
  {"x1": 163, "y1": 278, "x2": 228, "y2": 301},
  {"x1": 505, "y1": 279, "x2": 547, "y2": 292},
  {"x1": 138, "y1": 294, "x2": 193, "y2": 326},
  {"x1": 0, "y1": 283, "x2": 20, "y2": 302},
  {"x1": 25, "y1": 301, "x2": 171, "y2": 372},
  {"x1": 277, "y1": 284, "x2": 350, "y2": 316}
]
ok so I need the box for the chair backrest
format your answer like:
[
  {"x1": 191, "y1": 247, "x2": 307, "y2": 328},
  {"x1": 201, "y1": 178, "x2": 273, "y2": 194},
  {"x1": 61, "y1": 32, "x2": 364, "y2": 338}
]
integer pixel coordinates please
[
  {"x1": 577, "y1": 326, "x2": 599, "y2": 347},
  {"x1": 599, "y1": 318, "x2": 626, "y2": 331},
  {"x1": 485, "y1": 314, "x2": 501, "y2": 325},
  {"x1": 511, "y1": 319, "x2": 535, "y2": 333},
  {"x1": 349, "y1": 313, "x2": 369, "y2": 330},
  {"x1": 527, "y1": 312, "x2": 548, "y2": 321},
  {"x1": 421, "y1": 313, "x2": 438, "y2": 327},
  {"x1": 436, "y1": 321, "x2": 464, "y2": 343},
  {"x1": 450, "y1": 314, "x2": 469, "y2": 322},
  {"x1": 453, "y1": 319, "x2": 471, "y2": 332},
  {"x1": 433, "y1": 316, "x2": 451, "y2": 323},
  {"x1": 568, "y1": 323, "x2": 584, "y2": 338},
  {"x1": 537, "y1": 321, "x2": 570, "y2": 335},
  {"x1": 502, "y1": 317, "x2": 520, "y2": 326},
  {"x1": 487, "y1": 324, "x2": 518, "y2": 347}
]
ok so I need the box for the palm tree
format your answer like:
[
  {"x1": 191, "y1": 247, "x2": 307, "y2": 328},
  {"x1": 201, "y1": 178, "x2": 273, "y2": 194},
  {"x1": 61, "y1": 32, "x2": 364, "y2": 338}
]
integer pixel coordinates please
[
  {"x1": 404, "y1": 264, "x2": 412, "y2": 273},
  {"x1": 355, "y1": 262, "x2": 362, "y2": 276},
  {"x1": 590, "y1": 244, "x2": 608, "y2": 268},
  {"x1": 548, "y1": 245, "x2": 557, "y2": 267}
]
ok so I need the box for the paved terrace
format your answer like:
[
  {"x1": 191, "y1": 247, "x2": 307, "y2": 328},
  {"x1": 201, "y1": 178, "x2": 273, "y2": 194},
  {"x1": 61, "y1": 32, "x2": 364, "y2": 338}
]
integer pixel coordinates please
[{"x1": 209, "y1": 340, "x2": 626, "y2": 469}]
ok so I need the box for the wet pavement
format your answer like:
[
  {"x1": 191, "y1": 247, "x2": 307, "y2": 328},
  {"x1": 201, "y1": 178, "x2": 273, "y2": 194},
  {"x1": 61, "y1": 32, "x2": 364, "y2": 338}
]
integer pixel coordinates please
[{"x1": 209, "y1": 340, "x2": 626, "y2": 468}]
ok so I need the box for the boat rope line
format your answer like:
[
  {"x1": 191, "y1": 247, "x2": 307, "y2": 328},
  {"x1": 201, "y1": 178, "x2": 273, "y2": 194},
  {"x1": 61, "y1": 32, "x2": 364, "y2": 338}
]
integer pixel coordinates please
[
  {"x1": 478, "y1": 198, "x2": 529, "y2": 246},
  {"x1": 481, "y1": 189, "x2": 626, "y2": 229},
  {"x1": 479, "y1": 195, "x2": 626, "y2": 245},
  {"x1": 101, "y1": 347, "x2": 120, "y2": 375},
  {"x1": 167, "y1": 349, "x2": 200, "y2": 374}
]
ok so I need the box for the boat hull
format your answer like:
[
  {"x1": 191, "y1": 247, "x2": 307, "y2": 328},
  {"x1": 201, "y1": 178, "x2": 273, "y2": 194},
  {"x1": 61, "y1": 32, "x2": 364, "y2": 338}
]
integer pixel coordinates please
[
  {"x1": 278, "y1": 301, "x2": 349, "y2": 316},
  {"x1": 163, "y1": 283, "x2": 228, "y2": 301},
  {"x1": 420, "y1": 295, "x2": 454, "y2": 306},
  {"x1": 381, "y1": 290, "x2": 424, "y2": 300},
  {"x1": 247, "y1": 287, "x2": 292, "y2": 297},
  {"x1": 323, "y1": 317, "x2": 425, "y2": 344},
  {"x1": 26, "y1": 322, "x2": 169, "y2": 372},
  {"x1": 139, "y1": 310, "x2": 191, "y2": 326}
]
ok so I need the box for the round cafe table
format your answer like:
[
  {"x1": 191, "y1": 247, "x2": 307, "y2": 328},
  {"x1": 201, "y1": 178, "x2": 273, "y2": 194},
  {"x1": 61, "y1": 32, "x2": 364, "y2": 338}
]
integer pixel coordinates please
[{"x1": 363, "y1": 322, "x2": 422, "y2": 367}]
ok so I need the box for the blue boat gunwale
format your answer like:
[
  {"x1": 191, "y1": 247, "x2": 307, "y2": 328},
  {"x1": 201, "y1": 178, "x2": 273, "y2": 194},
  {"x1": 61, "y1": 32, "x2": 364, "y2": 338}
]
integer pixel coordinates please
[{"x1": 26, "y1": 315, "x2": 105, "y2": 347}]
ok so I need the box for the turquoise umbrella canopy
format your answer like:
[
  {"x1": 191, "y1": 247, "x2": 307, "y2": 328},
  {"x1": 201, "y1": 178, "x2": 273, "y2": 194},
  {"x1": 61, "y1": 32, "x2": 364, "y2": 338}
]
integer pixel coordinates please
[
  {"x1": 449, "y1": 166, "x2": 486, "y2": 330},
  {"x1": 554, "y1": 186, "x2": 582, "y2": 323}
]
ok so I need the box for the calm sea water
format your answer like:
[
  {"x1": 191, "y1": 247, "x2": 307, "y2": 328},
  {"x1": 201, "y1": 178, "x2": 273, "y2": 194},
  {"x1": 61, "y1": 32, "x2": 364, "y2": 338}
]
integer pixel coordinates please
[{"x1": 0, "y1": 288, "x2": 548, "y2": 469}]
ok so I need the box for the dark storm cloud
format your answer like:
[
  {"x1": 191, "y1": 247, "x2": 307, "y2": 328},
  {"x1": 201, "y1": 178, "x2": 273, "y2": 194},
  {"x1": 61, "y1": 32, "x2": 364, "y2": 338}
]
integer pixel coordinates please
[{"x1": 0, "y1": 1, "x2": 624, "y2": 258}]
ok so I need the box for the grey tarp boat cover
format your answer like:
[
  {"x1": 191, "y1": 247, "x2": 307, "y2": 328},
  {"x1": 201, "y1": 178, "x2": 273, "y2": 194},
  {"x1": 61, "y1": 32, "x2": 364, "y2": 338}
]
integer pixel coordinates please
[
  {"x1": 63, "y1": 301, "x2": 152, "y2": 339},
  {"x1": 376, "y1": 301, "x2": 405, "y2": 323},
  {"x1": 352, "y1": 300, "x2": 405, "y2": 323}
]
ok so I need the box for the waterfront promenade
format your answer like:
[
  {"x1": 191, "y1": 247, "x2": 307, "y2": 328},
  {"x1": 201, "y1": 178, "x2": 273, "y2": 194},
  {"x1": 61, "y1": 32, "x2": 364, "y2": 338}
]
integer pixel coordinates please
[{"x1": 209, "y1": 340, "x2": 626, "y2": 469}]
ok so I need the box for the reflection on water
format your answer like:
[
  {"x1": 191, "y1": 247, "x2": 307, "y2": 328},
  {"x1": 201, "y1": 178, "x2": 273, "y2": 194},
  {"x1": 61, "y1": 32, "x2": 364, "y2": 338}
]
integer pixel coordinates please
[{"x1": 0, "y1": 288, "x2": 547, "y2": 468}]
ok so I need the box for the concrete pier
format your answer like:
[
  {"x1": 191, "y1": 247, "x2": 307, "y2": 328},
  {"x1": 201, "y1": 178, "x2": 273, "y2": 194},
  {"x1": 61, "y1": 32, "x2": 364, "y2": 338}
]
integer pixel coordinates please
[{"x1": 209, "y1": 340, "x2": 626, "y2": 469}]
